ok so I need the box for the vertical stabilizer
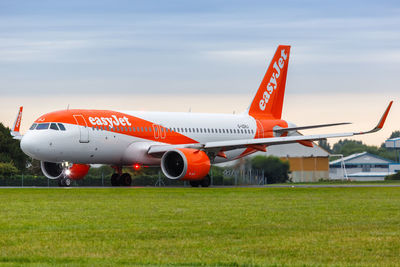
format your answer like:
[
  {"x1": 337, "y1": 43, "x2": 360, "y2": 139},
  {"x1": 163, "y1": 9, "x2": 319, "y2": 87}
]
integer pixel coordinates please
[{"x1": 248, "y1": 45, "x2": 290, "y2": 119}]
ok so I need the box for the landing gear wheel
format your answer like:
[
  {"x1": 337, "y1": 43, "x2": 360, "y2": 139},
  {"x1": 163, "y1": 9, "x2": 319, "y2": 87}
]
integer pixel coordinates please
[
  {"x1": 200, "y1": 175, "x2": 211, "y2": 187},
  {"x1": 58, "y1": 178, "x2": 65, "y2": 187},
  {"x1": 111, "y1": 173, "x2": 120, "y2": 186},
  {"x1": 189, "y1": 180, "x2": 201, "y2": 187},
  {"x1": 58, "y1": 177, "x2": 71, "y2": 187},
  {"x1": 120, "y1": 173, "x2": 132, "y2": 186},
  {"x1": 64, "y1": 177, "x2": 72, "y2": 187}
]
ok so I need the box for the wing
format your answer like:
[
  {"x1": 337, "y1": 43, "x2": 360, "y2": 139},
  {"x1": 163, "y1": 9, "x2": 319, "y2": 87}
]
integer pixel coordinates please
[{"x1": 148, "y1": 101, "x2": 393, "y2": 156}]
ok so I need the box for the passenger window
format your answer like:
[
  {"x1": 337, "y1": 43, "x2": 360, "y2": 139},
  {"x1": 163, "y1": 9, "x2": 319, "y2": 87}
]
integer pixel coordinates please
[
  {"x1": 36, "y1": 123, "x2": 50, "y2": 130},
  {"x1": 149, "y1": 127, "x2": 152, "y2": 132},
  {"x1": 29, "y1": 123, "x2": 37, "y2": 130},
  {"x1": 57, "y1": 123, "x2": 66, "y2": 131},
  {"x1": 50, "y1": 123, "x2": 59, "y2": 130}
]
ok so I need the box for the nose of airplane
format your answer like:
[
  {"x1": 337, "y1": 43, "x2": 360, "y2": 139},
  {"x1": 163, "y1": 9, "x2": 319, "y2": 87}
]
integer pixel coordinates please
[{"x1": 20, "y1": 133, "x2": 37, "y2": 158}]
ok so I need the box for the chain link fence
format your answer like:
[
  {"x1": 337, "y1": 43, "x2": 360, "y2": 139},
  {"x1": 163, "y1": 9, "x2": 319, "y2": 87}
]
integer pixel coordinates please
[{"x1": 0, "y1": 168, "x2": 268, "y2": 187}]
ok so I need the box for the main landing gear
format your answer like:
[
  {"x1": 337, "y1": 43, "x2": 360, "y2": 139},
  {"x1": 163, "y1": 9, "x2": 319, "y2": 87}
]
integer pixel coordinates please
[
  {"x1": 111, "y1": 171, "x2": 132, "y2": 186},
  {"x1": 189, "y1": 175, "x2": 211, "y2": 188}
]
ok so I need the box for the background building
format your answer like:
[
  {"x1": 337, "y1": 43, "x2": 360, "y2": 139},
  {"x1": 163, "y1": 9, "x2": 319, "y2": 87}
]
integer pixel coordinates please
[{"x1": 329, "y1": 152, "x2": 398, "y2": 181}]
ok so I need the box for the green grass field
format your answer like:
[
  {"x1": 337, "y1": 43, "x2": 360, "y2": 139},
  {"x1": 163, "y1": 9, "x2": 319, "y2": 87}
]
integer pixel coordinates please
[{"x1": 0, "y1": 187, "x2": 399, "y2": 266}]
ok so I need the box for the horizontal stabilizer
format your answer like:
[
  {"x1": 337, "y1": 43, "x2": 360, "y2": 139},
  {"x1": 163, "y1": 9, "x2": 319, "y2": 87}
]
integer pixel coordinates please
[{"x1": 10, "y1": 106, "x2": 23, "y2": 140}]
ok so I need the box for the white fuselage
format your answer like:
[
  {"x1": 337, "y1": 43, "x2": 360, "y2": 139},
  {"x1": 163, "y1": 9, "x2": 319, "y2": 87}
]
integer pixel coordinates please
[{"x1": 21, "y1": 110, "x2": 268, "y2": 166}]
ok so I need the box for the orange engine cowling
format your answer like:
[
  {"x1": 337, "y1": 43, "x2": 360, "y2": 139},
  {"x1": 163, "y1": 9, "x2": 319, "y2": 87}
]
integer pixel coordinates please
[
  {"x1": 67, "y1": 164, "x2": 90, "y2": 180},
  {"x1": 161, "y1": 148, "x2": 210, "y2": 180}
]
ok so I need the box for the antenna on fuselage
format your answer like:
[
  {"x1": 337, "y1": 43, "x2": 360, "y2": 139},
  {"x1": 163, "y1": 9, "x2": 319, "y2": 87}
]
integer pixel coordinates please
[
  {"x1": 189, "y1": 107, "x2": 191, "y2": 113},
  {"x1": 67, "y1": 104, "x2": 70, "y2": 110}
]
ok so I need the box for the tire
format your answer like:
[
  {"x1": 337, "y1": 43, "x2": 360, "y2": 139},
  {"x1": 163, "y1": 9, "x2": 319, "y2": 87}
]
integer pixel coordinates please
[
  {"x1": 200, "y1": 175, "x2": 211, "y2": 187},
  {"x1": 189, "y1": 180, "x2": 200, "y2": 187},
  {"x1": 64, "y1": 178, "x2": 72, "y2": 187},
  {"x1": 58, "y1": 178, "x2": 65, "y2": 187},
  {"x1": 120, "y1": 173, "x2": 132, "y2": 186},
  {"x1": 111, "y1": 173, "x2": 120, "y2": 186}
]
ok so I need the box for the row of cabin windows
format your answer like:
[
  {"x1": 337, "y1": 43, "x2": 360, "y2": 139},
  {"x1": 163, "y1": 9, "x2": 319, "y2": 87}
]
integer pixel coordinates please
[
  {"x1": 30, "y1": 123, "x2": 66, "y2": 131},
  {"x1": 91, "y1": 125, "x2": 254, "y2": 135},
  {"x1": 30, "y1": 122, "x2": 255, "y2": 135}
]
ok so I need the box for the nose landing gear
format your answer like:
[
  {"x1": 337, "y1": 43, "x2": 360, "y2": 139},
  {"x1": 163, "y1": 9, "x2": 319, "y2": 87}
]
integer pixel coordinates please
[{"x1": 58, "y1": 177, "x2": 72, "y2": 187}]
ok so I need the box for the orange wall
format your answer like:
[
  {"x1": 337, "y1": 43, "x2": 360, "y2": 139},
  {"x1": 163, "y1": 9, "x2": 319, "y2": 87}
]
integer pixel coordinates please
[{"x1": 281, "y1": 157, "x2": 329, "y2": 172}]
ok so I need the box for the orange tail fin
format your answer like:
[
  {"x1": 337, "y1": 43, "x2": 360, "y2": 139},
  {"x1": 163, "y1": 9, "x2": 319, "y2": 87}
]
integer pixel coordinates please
[{"x1": 248, "y1": 45, "x2": 291, "y2": 119}]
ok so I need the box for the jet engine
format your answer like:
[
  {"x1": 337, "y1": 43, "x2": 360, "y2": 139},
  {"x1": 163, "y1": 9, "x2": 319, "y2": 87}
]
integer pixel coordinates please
[
  {"x1": 40, "y1": 161, "x2": 90, "y2": 180},
  {"x1": 161, "y1": 148, "x2": 211, "y2": 180}
]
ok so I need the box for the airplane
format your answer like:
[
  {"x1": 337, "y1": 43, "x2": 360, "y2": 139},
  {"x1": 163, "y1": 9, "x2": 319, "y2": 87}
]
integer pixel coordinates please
[{"x1": 11, "y1": 45, "x2": 393, "y2": 187}]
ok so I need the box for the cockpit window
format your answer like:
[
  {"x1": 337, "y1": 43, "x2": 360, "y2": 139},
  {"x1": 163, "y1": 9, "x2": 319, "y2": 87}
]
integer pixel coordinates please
[
  {"x1": 50, "y1": 123, "x2": 59, "y2": 130},
  {"x1": 36, "y1": 123, "x2": 50, "y2": 130},
  {"x1": 29, "y1": 123, "x2": 37, "y2": 130},
  {"x1": 57, "y1": 123, "x2": 66, "y2": 131}
]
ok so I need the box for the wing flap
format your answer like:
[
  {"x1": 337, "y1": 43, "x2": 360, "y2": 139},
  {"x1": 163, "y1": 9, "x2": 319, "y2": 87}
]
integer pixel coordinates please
[{"x1": 274, "y1": 122, "x2": 351, "y2": 134}]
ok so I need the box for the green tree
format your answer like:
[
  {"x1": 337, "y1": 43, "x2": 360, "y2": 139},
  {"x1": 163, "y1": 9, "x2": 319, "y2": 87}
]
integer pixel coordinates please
[
  {"x1": 251, "y1": 155, "x2": 290, "y2": 184},
  {"x1": 0, "y1": 123, "x2": 29, "y2": 172},
  {"x1": 331, "y1": 139, "x2": 397, "y2": 161},
  {"x1": 0, "y1": 162, "x2": 19, "y2": 176},
  {"x1": 318, "y1": 139, "x2": 332, "y2": 153},
  {"x1": 389, "y1": 131, "x2": 400, "y2": 139}
]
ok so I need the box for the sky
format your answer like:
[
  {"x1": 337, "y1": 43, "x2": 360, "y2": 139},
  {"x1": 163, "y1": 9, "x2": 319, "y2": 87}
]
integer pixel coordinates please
[{"x1": 0, "y1": 0, "x2": 399, "y2": 146}]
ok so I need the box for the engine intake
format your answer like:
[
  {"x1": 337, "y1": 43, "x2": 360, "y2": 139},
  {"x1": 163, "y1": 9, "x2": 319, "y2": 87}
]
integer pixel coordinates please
[{"x1": 161, "y1": 148, "x2": 210, "y2": 180}]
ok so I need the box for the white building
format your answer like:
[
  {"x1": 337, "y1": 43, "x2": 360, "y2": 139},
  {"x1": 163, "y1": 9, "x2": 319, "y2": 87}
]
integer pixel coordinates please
[{"x1": 329, "y1": 152, "x2": 398, "y2": 181}]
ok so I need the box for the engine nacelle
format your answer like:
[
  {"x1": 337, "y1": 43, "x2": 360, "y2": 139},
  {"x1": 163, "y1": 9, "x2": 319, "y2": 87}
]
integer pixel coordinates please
[
  {"x1": 66, "y1": 164, "x2": 90, "y2": 180},
  {"x1": 40, "y1": 161, "x2": 90, "y2": 180},
  {"x1": 161, "y1": 148, "x2": 210, "y2": 180}
]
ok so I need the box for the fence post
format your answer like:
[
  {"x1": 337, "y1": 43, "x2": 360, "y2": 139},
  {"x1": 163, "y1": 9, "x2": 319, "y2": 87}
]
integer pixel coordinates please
[
  {"x1": 210, "y1": 167, "x2": 213, "y2": 186},
  {"x1": 47, "y1": 178, "x2": 49, "y2": 187},
  {"x1": 235, "y1": 171, "x2": 238, "y2": 186},
  {"x1": 101, "y1": 171, "x2": 104, "y2": 187},
  {"x1": 22, "y1": 173, "x2": 24, "y2": 187}
]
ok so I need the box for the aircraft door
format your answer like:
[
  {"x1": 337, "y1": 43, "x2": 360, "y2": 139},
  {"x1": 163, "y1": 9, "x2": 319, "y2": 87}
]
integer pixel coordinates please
[
  {"x1": 153, "y1": 124, "x2": 159, "y2": 139},
  {"x1": 152, "y1": 125, "x2": 166, "y2": 140},
  {"x1": 160, "y1": 126, "x2": 166, "y2": 139},
  {"x1": 73, "y1": 115, "x2": 90, "y2": 143}
]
